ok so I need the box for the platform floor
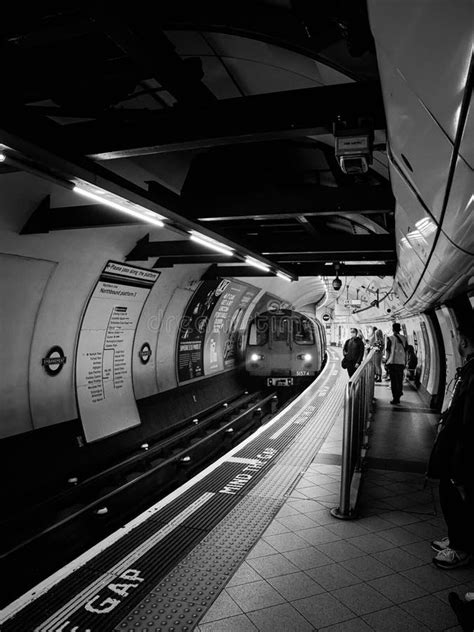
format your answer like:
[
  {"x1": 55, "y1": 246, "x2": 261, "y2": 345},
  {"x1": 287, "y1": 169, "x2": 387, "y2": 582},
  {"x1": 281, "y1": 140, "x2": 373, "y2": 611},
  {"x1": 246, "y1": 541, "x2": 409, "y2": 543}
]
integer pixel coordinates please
[
  {"x1": 196, "y1": 380, "x2": 473, "y2": 632},
  {"x1": 3, "y1": 361, "x2": 473, "y2": 632}
]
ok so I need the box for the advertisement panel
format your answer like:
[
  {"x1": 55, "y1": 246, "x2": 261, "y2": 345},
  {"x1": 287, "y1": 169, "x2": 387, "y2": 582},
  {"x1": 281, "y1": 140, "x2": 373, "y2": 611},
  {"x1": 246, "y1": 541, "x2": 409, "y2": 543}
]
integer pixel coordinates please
[
  {"x1": 203, "y1": 281, "x2": 259, "y2": 374},
  {"x1": 419, "y1": 320, "x2": 431, "y2": 387},
  {"x1": 76, "y1": 261, "x2": 160, "y2": 442},
  {"x1": 176, "y1": 279, "x2": 224, "y2": 383}
]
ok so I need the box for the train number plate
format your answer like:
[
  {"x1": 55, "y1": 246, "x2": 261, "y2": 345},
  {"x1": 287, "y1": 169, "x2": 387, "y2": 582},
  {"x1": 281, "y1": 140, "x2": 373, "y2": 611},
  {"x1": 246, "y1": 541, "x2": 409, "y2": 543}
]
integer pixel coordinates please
[
  {"x1": 295, "y1": 370, "x2": 310, "y2": 376},
  {"x1": 267, "y1": 377, "x2": 294, "y2": 386}
]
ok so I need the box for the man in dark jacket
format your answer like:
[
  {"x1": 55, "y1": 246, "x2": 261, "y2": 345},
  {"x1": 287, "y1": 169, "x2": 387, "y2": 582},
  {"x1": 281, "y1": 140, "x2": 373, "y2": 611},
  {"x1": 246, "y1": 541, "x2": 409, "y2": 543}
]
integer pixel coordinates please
[
  {"x1": 429, "y1": 319, "x2": 474, "y2": 570},
  {"x1": 385, "y1": 322, "x2": 408, "y2": 404},
  {"x1": 342, "y1": 328, "x2": 365, "y2": 377}
]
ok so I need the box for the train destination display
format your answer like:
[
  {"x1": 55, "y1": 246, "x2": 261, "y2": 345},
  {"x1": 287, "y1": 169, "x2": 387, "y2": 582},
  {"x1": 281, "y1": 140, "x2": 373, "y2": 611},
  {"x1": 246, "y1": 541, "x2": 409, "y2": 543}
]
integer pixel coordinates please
[{"x1": 76, "y1": 261, "x2": 160, "y2": 442}]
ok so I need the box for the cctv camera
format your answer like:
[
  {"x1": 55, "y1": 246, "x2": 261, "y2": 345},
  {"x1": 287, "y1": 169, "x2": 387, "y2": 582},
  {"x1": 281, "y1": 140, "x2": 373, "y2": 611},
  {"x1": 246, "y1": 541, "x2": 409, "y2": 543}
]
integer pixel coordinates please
[
  {"x1": 334, "y1": 125, "x2": 373, "y2": 176},
  {"x1": 332, "y1": 277, "x2": 342, "y2": 291},
  {"x1": 338, "y1": 155, "x2": 369, "y2": 175}
]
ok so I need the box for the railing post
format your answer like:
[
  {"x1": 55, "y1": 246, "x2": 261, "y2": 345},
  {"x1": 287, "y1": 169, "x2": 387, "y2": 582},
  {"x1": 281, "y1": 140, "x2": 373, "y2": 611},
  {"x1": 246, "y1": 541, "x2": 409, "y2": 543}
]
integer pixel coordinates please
[
  {"x1": 331, "y1": 383, "x2": 353, "y2": 519},
  {"x1": 331, "y1": 349, "x2": 375, "y2": 520}
]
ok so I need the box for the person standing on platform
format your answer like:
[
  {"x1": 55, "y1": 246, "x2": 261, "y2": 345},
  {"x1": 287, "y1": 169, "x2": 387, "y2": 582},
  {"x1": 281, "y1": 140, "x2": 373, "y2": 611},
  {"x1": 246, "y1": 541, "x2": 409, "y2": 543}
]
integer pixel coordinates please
[
  {"x1": 342, "y1": 328, "x2": 365, "y2": 378},
  {"x1": 385, "y1": 323, "x2": 407, "y2": 404},
  {"x1": 369, "y1": 327, "x2": 384, "y2": 382},
  {"x1": 428, "y1": 319, "x2": 474, "y2": 570},
  {"x1": 366, "y1": 326, "x2": 377, "y2": 356}
]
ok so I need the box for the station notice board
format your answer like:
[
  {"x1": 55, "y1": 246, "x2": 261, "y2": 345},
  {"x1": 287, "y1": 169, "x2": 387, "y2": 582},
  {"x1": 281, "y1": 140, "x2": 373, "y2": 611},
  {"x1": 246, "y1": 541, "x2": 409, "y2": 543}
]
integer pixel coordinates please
[{"x1": 75, "y1": 261, "x2": 160, "y2": 443}]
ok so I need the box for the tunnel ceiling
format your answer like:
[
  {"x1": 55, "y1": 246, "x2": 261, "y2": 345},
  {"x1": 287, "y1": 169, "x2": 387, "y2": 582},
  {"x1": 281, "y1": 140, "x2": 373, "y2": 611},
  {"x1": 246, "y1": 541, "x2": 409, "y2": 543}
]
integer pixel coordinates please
[{"x1": 0, "y1": 1, "x2": 396, "y2": 281}]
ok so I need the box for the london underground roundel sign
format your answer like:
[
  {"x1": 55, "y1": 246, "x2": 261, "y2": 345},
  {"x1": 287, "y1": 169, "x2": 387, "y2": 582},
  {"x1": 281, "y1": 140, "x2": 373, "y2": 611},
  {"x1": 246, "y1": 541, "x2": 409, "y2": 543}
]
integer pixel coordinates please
[
  {"x1": 139, "y1": 342, "x2": 152, "y2": 364},
  {"x1": 42, "y1": 346, "x2": 67, "y2": 376}
]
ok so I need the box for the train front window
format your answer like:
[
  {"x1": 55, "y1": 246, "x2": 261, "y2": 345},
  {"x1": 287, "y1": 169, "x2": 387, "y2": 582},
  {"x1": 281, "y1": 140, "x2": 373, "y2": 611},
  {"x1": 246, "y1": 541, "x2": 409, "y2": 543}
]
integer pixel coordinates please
[
  {"x1": 248, "y1": 317, "x2": 268, "y2": 346},
  {"x1": 273, "y1": 317, "x2": 290, "y2": 342},
  {"x1": 294, "y1": 318, "x2": 315, "y2": 345}
]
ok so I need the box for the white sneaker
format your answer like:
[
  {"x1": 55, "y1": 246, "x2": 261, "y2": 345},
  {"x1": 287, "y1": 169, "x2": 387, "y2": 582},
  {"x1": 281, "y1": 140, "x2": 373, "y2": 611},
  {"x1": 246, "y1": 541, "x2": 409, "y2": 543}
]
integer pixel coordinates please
[
  {"x1": 433, "y1": 547, "x2": 471, "y2": 569},
  {"x1": 431, "y1": 536, "x2": 450, "y2": 552}
]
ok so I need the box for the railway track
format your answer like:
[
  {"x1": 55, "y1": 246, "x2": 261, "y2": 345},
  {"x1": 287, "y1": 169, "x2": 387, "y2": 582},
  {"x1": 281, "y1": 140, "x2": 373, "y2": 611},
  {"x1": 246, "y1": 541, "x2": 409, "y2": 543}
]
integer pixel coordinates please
[{"x1": 0, "y1": 385, "x2": 305, "y2": 605}]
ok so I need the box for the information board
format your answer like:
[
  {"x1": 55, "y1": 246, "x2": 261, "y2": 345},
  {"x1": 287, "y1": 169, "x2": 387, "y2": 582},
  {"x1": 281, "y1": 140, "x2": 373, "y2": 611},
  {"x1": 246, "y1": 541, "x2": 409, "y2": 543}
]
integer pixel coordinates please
[{"x1": 76, "y1": 261, "x2": 160, "y2": 442}]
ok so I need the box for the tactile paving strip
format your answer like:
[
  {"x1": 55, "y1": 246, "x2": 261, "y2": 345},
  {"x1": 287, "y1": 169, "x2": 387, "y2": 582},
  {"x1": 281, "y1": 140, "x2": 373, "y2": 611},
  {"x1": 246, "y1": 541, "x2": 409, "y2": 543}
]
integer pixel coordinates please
[
  {"x1": 116, "y1": 372, "x2": 346, "y2": 631},
  {"x1": 115, "y1": 496, "x2": 282, "y2": 632}
]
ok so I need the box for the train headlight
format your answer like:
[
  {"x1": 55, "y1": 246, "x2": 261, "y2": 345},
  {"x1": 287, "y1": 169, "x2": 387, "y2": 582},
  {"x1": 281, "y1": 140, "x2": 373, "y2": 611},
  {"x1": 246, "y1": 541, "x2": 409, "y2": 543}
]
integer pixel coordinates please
[
  {"x1": 298, "y1": 353, "x2": 312, "y2": 361},
  {"x1": 250, "y1": 353, "x2": 264, "y2": 361}
]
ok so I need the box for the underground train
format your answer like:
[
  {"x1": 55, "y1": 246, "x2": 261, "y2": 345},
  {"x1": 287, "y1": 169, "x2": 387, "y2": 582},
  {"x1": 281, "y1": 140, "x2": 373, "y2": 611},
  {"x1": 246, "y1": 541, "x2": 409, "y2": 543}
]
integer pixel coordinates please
[{"x1": 245, "y1": 309, "x2": 327, "y2": 386}]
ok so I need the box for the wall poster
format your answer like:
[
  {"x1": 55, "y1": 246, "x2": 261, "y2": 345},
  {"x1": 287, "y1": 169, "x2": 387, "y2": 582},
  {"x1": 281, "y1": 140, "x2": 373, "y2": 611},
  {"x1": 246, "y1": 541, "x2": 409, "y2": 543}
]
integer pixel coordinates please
[
  {"x1": 419, "y1": 320, "x2": 431, "y2": 387},
  {"x1": 177, "y1": 279, "x2": 261, "y2": 383},
  {"x1": 76, "y1": 261, "x2": 160, "y2": 442},
  {"x1": 203, "y1": 281, "x2": 259, "y2": 374},
  {"x1": 176, "y1": 279, "x2": 224, "y2": 383}
]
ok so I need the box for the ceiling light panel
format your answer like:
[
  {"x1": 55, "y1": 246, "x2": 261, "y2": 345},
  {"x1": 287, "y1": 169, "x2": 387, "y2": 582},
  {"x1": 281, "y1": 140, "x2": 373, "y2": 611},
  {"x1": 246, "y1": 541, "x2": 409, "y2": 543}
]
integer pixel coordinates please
[{"x1": 73, "y1": 185, "x2": 165, "y2": 227}]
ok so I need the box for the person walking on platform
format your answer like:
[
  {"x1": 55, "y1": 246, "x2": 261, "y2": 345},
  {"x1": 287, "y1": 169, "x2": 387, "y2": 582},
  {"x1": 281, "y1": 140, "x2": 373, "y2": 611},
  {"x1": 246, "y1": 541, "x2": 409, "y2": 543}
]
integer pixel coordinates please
[
  {"x1": 385, "y1": 323, "x2": 407, "y2": 404},
  {"x1": 427, "y1": 319, "x2": 474, "y2": 570},
  {"x1": 342, "y1": 328, "x2": 365, "y2": 378}
]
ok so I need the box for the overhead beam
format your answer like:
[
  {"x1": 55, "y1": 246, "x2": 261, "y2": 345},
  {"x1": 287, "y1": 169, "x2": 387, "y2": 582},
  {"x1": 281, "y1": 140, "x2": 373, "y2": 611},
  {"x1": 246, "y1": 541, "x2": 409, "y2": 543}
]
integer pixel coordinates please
[
  {"x1": 64, "y1": 81, "x2": 386, "y2": 159},
  {"x1": 125, "y1": 234, "x2": 394, "y2": 262},
  {"x1": 180, "y1": 185, "x2": 395, "y2": 220},
  {"x1": 269, "y1": 252, "x2": 396, "y2": 263},
  {"x1": 125, "y1": 236, "x2": 242, "y2": 261},
  {"x1": 293, "y1": 263, "x2": 396, "y2": 277},
  {"x1": 20, "y1": 200, "x2": 141, "y2": 233},
  {"x1": 204, "y1": 262, "x2": 396, "y2": 278},
  {"x1": 249, "y1": 234, "x2": 394, "y2": 254},
  {"x1": 152, "y1": 254, "x2": 240, "y2": 267}
]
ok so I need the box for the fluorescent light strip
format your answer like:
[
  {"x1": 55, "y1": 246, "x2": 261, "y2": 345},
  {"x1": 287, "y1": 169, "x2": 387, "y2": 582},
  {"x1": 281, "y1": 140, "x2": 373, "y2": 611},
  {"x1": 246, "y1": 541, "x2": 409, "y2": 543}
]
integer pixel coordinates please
[
  {"x1": 245, "y1": 256, "x2": 270, "y2": 272},
  {"x1": 73, "y1": 186, "x2": 165, "y2": 227},
  {"x1": 189, "y1": 231, "x2": 234, "y2": 256},
  {"x1": 276, "y1": 271, "x2": 292, "y2": 282}
]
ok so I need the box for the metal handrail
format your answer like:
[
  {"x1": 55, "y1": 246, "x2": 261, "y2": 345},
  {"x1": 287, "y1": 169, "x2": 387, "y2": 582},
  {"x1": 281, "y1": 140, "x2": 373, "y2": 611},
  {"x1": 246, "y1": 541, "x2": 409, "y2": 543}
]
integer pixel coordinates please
[{"x1": 331, "y1": 348, "x2": 376, "y2": 519}]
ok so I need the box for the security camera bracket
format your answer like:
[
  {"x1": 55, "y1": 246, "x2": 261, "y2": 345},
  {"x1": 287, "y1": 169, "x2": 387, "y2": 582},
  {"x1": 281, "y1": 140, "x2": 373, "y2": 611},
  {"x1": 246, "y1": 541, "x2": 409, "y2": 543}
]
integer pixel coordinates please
[{"x1": 333, "y1": 119, "x2": 374, "y2": 175}]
